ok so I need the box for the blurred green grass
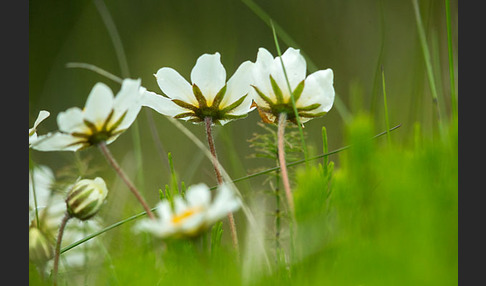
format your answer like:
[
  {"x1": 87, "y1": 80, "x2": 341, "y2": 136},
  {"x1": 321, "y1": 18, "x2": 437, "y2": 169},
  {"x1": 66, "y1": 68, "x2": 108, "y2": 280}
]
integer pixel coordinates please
[{"x1": 29, "y1": 0, "x2": 457, "y2": 285}]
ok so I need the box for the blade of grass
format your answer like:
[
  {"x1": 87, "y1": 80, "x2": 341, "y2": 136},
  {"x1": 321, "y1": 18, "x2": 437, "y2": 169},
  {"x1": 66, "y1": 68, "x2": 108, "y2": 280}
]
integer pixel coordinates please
[
  {"x1": 412, "y1": 0, "x2": 443, "y2": 127},
  {"x1": 65, "y1": 62, "x2": 123, "y2": 84},
  {"x1": 381, "y1": 65, "x2": 392, "y2": 144},
  {"x1": 445, "y1": 0, "x2": 457, "y2": 119}
]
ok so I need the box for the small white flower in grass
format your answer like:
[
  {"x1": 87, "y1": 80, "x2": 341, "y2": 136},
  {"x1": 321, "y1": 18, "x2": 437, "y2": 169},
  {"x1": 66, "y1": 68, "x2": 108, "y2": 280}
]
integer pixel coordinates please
[
  {"x1": 250, "y1": 47, "x2": 335, "y2": 125},
  {"x1": 142, "y1": 52, "x2": 255, "y2": 126},
  {"x1": 134, "y1": 183, "x2": 241, "y2": 238},
  {"x1": 29, "y1": 110, "x2": 50, "y2": 147},
  {"x1": 31, "y1": 78, "x2": 146, "y2": 151}
]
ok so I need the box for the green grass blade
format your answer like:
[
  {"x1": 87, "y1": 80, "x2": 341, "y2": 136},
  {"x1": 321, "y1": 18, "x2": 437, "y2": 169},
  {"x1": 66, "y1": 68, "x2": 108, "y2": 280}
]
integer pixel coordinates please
[
  {"x1": 412, "y1": 0, "x2": 443, "y2": 126},
  {"x1": 381, "y1": 66, "x2": 392, "y2": 144},
  {"x1": 65, "y1": 62, "x2": 123, "y2": 84},
  {"x1": 445, "y1": 0, "x2": 457, "y2": 119}
]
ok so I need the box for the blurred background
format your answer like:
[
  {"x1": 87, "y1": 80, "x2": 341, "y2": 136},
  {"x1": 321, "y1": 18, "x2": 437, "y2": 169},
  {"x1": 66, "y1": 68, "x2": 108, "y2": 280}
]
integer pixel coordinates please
[{"x1": 29, "y1": 0, "x2": 457, "y2": 219}]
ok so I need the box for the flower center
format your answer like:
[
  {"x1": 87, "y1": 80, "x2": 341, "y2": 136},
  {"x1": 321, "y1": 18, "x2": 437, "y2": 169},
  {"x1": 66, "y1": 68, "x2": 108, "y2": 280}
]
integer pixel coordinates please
[{"x1": 171, "y1": 207, "x2": 203, "y2": 225}]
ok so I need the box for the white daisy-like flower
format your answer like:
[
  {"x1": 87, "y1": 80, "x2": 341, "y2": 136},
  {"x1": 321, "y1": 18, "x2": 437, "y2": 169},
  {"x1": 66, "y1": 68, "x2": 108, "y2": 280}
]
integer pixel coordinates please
[
  {"x1": 250, "y1": 47, "x2": 335, "y2": 125},
  {"x1": 141, "y1": 52, "x2": 255, "y2": 126},
  {"x1": 31, "y1": 78, "x2": 146, "y2": 152},
  {"x1": 134, "y1": 183, "x2": 241, "y2": 238},
  {"x1": 29, "y1": 110, "x2": 50, "y2": 147}
]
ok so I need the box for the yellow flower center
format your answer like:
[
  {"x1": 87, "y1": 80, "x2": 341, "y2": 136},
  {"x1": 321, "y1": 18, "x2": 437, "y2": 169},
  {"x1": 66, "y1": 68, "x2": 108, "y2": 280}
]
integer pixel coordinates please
[{"x1": 171, "y1": 207, "x2": 203, "y2": 225}]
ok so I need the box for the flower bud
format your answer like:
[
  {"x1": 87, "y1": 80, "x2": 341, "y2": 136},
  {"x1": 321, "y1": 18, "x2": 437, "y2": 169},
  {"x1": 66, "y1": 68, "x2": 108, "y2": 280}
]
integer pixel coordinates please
[
  {"x1": 29, "y1": 227, "x2": 53, "y2": 264},
  {"x1": 66, "y1": 177, "x2": 108, "y2": 220}
]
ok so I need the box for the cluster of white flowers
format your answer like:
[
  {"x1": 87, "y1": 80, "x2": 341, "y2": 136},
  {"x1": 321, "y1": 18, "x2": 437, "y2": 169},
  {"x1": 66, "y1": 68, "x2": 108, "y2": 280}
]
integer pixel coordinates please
[{"x1": 29, "y1": 47, "x2": 334, "y2": 241}]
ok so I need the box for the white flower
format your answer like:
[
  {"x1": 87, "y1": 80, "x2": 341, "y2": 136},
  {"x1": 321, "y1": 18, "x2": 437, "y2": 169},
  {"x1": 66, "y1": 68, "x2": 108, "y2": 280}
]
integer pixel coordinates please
[
  {"x1": 31, "y1": 78, "x2": 146, "y2": 151},
  {"x1": 142, "y1": 52, "x2": 255, "y2": 126},
  {"x1": 134, "y1": 183, "x2": 241, "y2": 238},
  {"x1": 250, "y1": 47, "x2": 335, "y2": 125},
  {"x1": 29, "y1": 110, "x2": 50, "y2": 147}
]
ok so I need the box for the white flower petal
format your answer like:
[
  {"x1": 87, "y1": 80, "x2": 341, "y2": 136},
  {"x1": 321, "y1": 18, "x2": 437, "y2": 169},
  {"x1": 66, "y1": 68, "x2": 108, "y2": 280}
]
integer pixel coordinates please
[
  {"x1": 155, "y1": 201, "x2": 173, "y2": 222},
  {"x1": 222, "y1": 61, "x2": 253, "y2": 109},
  {"x1": 155, "y1": 67, "x2": 196, "y2": 105},
  {"x1": 84, "y1": 83, "x2": 115, "y2": 127},
  {"x1": 113, "y1": 79, "x2": 143, "y2": 131},
  {"x1": 252, "y1": 48, "x2": 276, "y2": 103},
  {"x1": 207, "y1": 184, "x2": 240, "y2": 223},
  {"x1": 30, "y1": 132, "x2": 82, "y2": 152},
  {"x1": 275, "y1": 47, "x2": 307, "y2": 92},
  {"x1": 57, "y1": 107, "x2": 86, "y2": 134},
  {"x1": 179, "y1": 213, "x2": 206, "y2": 234},
  {"x1": 141, "y1": 90, "x2": 187, "y2": 117},
  {"x1": 190, "y1": 53, "x2": 226, "y2": 104},
  {"x1": 185, "y1": 183, "x2": 211, "y2": 208},
  {"x1": 173, "y1": 196, "x2": 188, "y2": 214},
  {"x1": 299, "y1": 69, "x2": 334, "y2": 113},
  {"x1": 30, "y1": 110, "x2": 50, "y2": 132},
  {"x1": 113, "y1": 78, "x2": 142, "y2": 112}
]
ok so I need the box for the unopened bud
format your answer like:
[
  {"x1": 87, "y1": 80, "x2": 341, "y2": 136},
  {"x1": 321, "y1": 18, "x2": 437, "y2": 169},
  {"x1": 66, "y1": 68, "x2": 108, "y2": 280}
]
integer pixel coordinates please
[
  {"x1": 29, "y1": 227, "x2": 53, "y2": 264},
  {"x1": 66, "y1": 177, "x2": 108, "y2": 220}
]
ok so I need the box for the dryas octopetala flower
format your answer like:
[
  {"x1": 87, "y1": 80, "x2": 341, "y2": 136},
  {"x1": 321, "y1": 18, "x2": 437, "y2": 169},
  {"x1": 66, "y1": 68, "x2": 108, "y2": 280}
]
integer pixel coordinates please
[
  {"x1": 134, "y1": 183, "x2": 241, "y2": 238},
  {"x1": 250, "y1": 47, "x2": 335, "y2": 125},
  {"x1": 31, "y1": 78, "x2": 146, "y2": 152},
  {"x1": 141, "y1": 52, "x2": 255, "y2": 125},
  {"x1": 29, "y1": 110, "x2": 50, "y2": 147},
  {"x1": 65, "y1": 177, "x2": 108, "y2": 221}
]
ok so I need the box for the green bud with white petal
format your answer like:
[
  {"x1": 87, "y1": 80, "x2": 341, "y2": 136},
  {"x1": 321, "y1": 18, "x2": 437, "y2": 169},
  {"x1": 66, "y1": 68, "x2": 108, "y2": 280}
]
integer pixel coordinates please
[
  {"x1": 29, "y1": 227, "x2": 53, "y2": 264},
  {"x1": 66, "y1": 177, "x2": 108, "y2": 221}
]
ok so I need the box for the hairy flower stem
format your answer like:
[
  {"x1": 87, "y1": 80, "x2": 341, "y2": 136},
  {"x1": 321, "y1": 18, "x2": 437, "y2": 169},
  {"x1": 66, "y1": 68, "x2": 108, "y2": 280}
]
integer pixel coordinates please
[
  {"x1": 52, "y1": 212, "x2": 71, "y2": 286},
  {"x1": 98, "y1": 141, "x2": 155, "y2": 220},
  {"x1": 277, "y1": 113, "x2": 295, "y2": 214},
  {"x1": 204, "y1": 117, "x2": 239, "y2": 254}
]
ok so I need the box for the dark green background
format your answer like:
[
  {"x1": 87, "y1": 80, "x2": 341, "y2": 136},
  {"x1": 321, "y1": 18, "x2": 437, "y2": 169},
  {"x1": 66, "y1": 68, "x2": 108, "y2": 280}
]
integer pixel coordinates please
[{"x1": 29, "y1": 0, "x2": 457, "y2": 205}]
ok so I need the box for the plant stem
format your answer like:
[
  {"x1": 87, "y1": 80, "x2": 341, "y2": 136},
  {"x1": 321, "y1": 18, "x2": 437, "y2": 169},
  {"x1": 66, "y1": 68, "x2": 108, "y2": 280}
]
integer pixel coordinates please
[
  {"x1": 52, "y1": 212, "x2": 71, "y2": 286},
  {"x1": 277, "y1": 113, "x2": 295, "y2": 214},
  {"x1": 98, "y1": 141, "x2": 155, "y2": 220},
  {"x1": 204, "y1": 117, "x2": 239, "y2": 254}
]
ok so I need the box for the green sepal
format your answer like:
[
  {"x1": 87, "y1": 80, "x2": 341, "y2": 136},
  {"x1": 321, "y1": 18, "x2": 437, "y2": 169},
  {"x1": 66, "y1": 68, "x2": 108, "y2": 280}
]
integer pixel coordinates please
[
  {"x1": 220, "y1": 94, "x2": 248, "y2": 113},
  {"x1": 292, "y1": 80, "x2": 305, "y2": 102},
  {"x1": 172, "y1": 99, "x2": 198, "y2": 111},
  {"x1": 211, "y1": 85, "x2": 227, "y2": 108},
  {"x1": 192, "y1": 84, "x2": 208, "y2": 108},
  {"x1": 251, "y1": 85, "x2": 274, "y2": 106},
  {"x1": 297, "y1": 103, "x2": 321, "y2": 112},
  {"x1": 269, "y1": 75, "x2": 284, "y2": 104},
  {"x1": 299, "y1": 111, "x2": 327, "y2": 118}
]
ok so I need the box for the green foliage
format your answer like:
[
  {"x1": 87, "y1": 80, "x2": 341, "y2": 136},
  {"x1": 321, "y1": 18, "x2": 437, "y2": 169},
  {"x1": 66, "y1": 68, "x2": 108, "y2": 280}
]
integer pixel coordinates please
[{"x1": 290, "y1": 114, "x2": 457, "y2": 285}]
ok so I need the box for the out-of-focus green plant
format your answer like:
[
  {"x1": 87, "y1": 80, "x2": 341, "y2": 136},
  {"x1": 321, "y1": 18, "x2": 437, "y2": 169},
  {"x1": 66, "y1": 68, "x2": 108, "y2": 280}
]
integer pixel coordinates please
[{"x1": 289, "y1": 114, "x2": 457, "y2": 285}]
